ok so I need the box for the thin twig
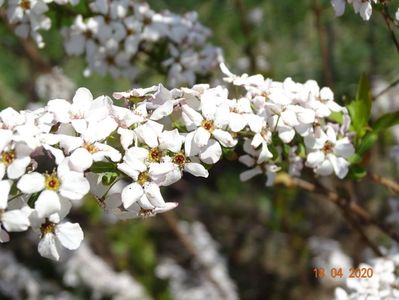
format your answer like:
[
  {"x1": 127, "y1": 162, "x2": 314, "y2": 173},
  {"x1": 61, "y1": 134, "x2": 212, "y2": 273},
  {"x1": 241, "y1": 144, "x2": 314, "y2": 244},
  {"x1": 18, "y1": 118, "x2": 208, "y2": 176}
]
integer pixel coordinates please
[
  {"x1": 161, "y1": 212, "x2": 229, "y2": 299},
  {"x1": 373, "y1": 77, "x2": 399, "y2": 99},
  {"x1": 275, "y1": 173, "x2": 399, "y2": 244},
  {"x1": 312, "y1": 0, "x2": 334, "y2": 87},
  {"x1": 369, "y1": 173, "x2": 399, "y2": 194},
  {"x1": 380, "y1": 7, "x2": 399, "y2": 53}
]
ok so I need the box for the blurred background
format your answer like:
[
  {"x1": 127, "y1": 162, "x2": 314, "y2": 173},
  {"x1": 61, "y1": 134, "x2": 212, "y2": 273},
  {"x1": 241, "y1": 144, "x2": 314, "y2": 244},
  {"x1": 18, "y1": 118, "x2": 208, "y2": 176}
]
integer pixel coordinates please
[{"x1": 1, "y1": 0, "x2": 399, "y2": 299}]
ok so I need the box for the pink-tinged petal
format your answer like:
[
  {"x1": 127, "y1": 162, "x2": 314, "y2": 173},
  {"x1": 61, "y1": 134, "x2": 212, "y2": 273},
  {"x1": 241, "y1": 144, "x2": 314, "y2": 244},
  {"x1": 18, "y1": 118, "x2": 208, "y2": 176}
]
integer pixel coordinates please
[
  {"x1": 7, "y1": 156, "x2": 31, "y2": 179},
  {"x1": 35, "y1": 190, "x2": 61, "y2": 218},
  {"x1": 69, "y1": 148, "x2": 93, "y2": 172},
  {"x1": 121, "y1": 182, "x2": 143, "y2": 209},
  {"x1": 55, "y1": 222, "x2": 84, "y2": 250},
  {"x1": 38, "y1": 233, "x2": 61, "y2": 261},
  {"x1": 17, "y1": 173, "x2": 45, "y2": 194},
  {"x1": 59, "y1": 172, "x2": 90, "y2": 200},
  {"x1": 240, "y1": 166, "x2": 262, "y2": 182},
  {"x1": 199, "y1": 139, "x2": 222, "y2": 164},
  {"x1": 144, "y1": 182, "x2": 165, "y2": 208},
  {"x1": 0, "y1": 228, "x2": 9, "y2": 243},
  {"x1": 184, "y1": 163, "x2": 209, "y2": 177},
  {"x1": 0, "y1": 180, "x2": 11, "y2": 209},
  {"x1": 194, "y1": 127, "x2": 211, "y2": 147},
  {"x1": 2, "y1": 209, "x2": 30, "y2": 232}
]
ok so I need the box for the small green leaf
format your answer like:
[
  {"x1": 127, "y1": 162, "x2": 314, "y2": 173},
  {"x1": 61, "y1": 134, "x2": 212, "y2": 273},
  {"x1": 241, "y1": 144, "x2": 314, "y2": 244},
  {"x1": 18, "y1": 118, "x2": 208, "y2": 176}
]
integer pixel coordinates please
[
  {"x1": 357, "y1": 132, "x2": 378, "y2": 156},
  {"x1": 347, "y1": 165, "x2": 367, "y2": 180},
  {"x1": 90, "y1": 161, "x2": 118, "y2": 173},
  {"x1": 373, "y1": 111, "x2": 399, "y2": 132},
  {"x1": 347, "y1": 73, "x2": 372, "y2": 137},
  {"x1": 101, "y1": 172, "x2": 119, "y2": 185},
  {"x1": 329, "y1": 111, "x2": 343, "y2": 124}
]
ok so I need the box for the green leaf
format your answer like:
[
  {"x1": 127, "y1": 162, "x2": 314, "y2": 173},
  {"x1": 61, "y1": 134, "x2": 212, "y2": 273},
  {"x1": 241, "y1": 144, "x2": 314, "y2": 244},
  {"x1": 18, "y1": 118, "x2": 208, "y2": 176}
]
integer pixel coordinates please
[
  {"x1": 347, "y1": 73, "x2": 372, "y2": 137},
  {"x1": 101, "y1": 172, "x2": 119, "y2": 185},
  {"x1": 357, "y1": 132, "x2": 378, "y2": 156},
  {"x1": 347, "y1": 165, "x2": 367, "y2": 180},
  {"x1": 90, "y1": 161, "x2": 118, "y2": 173},
  {"x1": 373, "y1": 111, "x2": 399, "y2": 132}
]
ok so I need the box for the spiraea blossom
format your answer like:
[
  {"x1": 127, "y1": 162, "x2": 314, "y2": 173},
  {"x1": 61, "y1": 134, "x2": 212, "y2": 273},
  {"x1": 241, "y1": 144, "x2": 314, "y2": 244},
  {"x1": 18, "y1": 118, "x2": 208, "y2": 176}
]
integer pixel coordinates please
[
  {"x1": 331, "y1": 0, "x2": 378, "y2": 21},
  {"x1": 0, "y1": 65, "x2": 354, "y2": 260}
]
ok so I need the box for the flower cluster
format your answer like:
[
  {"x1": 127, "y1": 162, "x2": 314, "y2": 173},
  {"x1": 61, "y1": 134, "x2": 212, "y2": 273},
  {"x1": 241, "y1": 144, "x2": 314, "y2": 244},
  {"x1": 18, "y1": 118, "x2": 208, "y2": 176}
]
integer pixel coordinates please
[
  {"x1": 4, "y1": 0, "x2": 79, "y2": 48},
  {"x1": 0, "y1": 66, "x2": 354, "y2": 260},
  {"x1": 331, "y1": 0, "x2": 377, "y2": 21},
  {"x1": 335, "y1": 248, "x2": 399, "y2": 299},
  {"x1": 62, "y1": 1, "x2": 221, "y2": 85},
  {"x1": 1, "y1": 0, "x2": 221, "y2": 86}
]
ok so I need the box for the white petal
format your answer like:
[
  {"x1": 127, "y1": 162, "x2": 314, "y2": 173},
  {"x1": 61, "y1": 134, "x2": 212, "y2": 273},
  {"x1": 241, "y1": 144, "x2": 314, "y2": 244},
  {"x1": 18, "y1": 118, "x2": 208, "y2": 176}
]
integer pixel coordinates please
[
  {"x1": 184, "y1": 163, "x2": 209, "y2": 177},
  {"x1": 35, "y1": 190, "x2": 61, "y2": 218},
  {"x1": 0, "y1": 180, "x2": 11, "y2": 209},
  {"x1": 55, "y1": 222, "x2": 84, "y2": 250},
  {"x1": 152, "y1": 202, "x2": 179, "y2": 214},
  {"x1": 194, "y1": 127, "x2": 211, "y2": 147},
  {"x1": 38, "y1": 233, "x2": 61, "y2": 261},
  {"x1": 69, "y1": 148, "x2": 93, "y2": 172},
  {"x1": 121, "y1": 182, "x2": 143, "y2": 209},
  {"x1": 315, "y1": 159, "x2": 334, "y2": 176},
  {"x1": 150, "y1": 100, "x2": 174, "y2": 120},
  {"x1": 138, "y1": 194, "x2": 155, "y2": 210},
  {"x1": 240, "y1": 166, "x2": 262, "y2": 181},
  {"x1": 306, "y1": 151, "x2": 325, "y2": 167},
  {"x1": 238, "y1": 154, "x2": 255, "y2": 167},
  {"x1": 7, "y1": 157, "x2": 31, "y2": 179},
  {"x1": 0, "y1": 129, "x2": 12, "y2": 152},
  {"x1": 159, "y1": 129, "x2": 182, "y2": 152},
  {"x1": 278, "y1": 126, "x2": 296, "y2": 143},
  {"x1": 329, "y1": 155, "x2": 349, "y2": 179},
  {"x1": 229, "y1": 113, "x2": 247, "y2": 132},
  {"x1": 335, "y1": 139, "x2": 355, "y2": 158},
  {"x1": 144, "y1": 182, "x2": 165, "y2": 207},
  {"x1": 2, "y1": 209, "x2": 30, "y2": 232},
  {"x1": 257, "y1": 142, "x2": 273, "y2": 164},
  {"x1": 58, "y1": 135, "x2": 84, "y2": 153},
  {"x1": 199, "y1": 140, "x2": 222, "y2": 164},
  {"x1": 184, "y1": 132, "x2": 200, "y2": 157},
  {"x1": 212, "y1": 129, "x2": 237, "y2": 147},
  {"x1": 117, "y1": 128, "x2": 135, "y2": 150},
  {"x1": 0, "y1": 163, "x2": 5, "y2": 180},
  {"x1": 17, "y1": 173, "x2": 45, "y2": 194},
  {"x1": 59, "y1": 172, "x2": 90, "y2": 200}
]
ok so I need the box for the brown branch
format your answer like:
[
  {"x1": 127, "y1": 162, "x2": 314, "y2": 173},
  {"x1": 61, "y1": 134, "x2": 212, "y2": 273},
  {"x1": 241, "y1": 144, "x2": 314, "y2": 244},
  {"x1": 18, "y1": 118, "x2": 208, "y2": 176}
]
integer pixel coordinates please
[
  {"x1": 0, "y1": 11, "x2": 51, "y2": 72},
  {"x1": 369, "y1": 173, "x2": 399, "y2": 194},
  {"x1": 275, "y1": 173, "x2": 399, "y2": 244},
  {"x1": 312, "y1": 0, "x2": 334, "y2": 87},
  {"x1": 380, "y1": 6, "x2": 399, "y2": 53},
  {"x1": 161, "y1": 212, "x2": 229, "y2": 299}
]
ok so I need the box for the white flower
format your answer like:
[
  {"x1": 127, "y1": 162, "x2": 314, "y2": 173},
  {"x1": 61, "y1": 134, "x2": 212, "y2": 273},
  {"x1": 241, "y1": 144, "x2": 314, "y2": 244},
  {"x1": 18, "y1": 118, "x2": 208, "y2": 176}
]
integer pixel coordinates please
[
  {"x1": 17, "y1": 158, "x2": 89, "y2": 218},
  {"x1": 305, "y1": 125, "x2": 354, "y2": 179},
  {"x1": 38, "y1": 220, "x2": 84, "y2": 261}
]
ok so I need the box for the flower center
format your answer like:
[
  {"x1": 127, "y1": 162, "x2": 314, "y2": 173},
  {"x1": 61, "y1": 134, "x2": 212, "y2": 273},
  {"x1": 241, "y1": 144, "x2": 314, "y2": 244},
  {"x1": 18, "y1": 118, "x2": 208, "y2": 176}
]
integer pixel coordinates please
[
  {"x1": 148, "y1": 148, "x2": 161, "y2": 162},
  {"x1": 19, "y1": 0, "x2": 30, "y2": 10},
  {"x1": 139, "y1": 208, "x2": 154, "y2": 218},
  {"x1": 201, "y1": 120, "x2": 215, "y2": 132},
  {"x1": 83, "y1": 143, "x2": 98, "y2": 154},
  {"x1": 323, "y1": 141, "x2": 334, "y2": 154},
  {"x1": 1, "y1": 150, "x2": 15, "y2": 166},
  {"x1": 172, "y1": 153, "x2": 186, "y2": 167},
  {"x1": 40, "y1": 221, "x2": 55, "y2": 235},
  {"x1": 137, "y1": 171, "x2": 150, "y2": 186},
  {"x1": 45, "y1": 174, "x2": 61, "y2": 191}
]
